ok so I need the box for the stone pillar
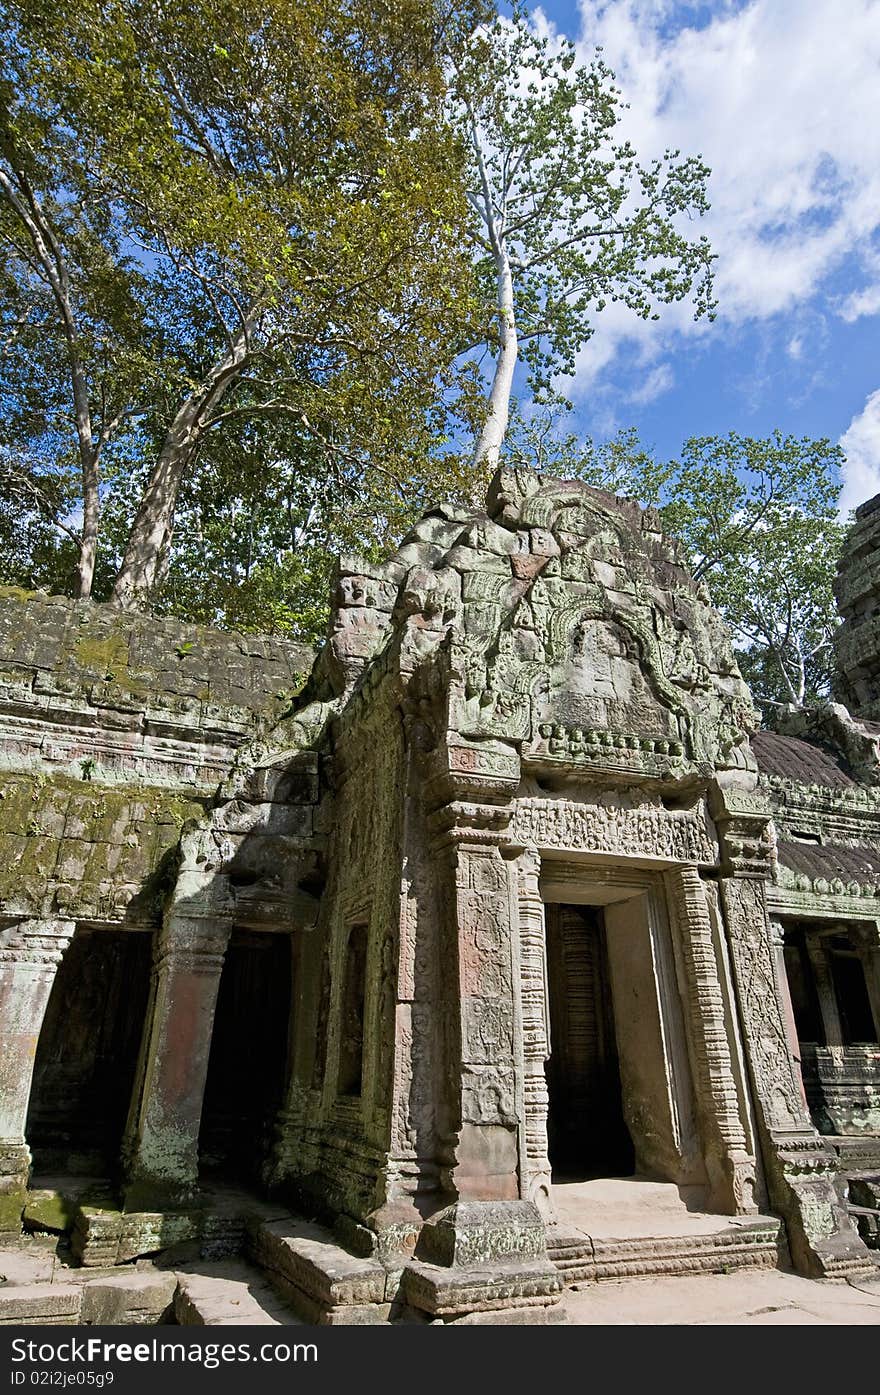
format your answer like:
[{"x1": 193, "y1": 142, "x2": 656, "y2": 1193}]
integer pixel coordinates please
[
  {"x1": 0, "y1": 918, "x2": 75, "y2": 1230},
  {"x1": 431, "y1": 816, "x2": 520, "y2": 1203},
  {"x1": 515, "y1": 848, "x2": 554, "y2": 1220},
  {"x1": 805, "y1": 936, "x2": 845, "y2": 1048},
  {"x1": 403, "y1": 742, "x2": 563, "y2": 1324},
  {"x1": 665, "y1": 866, "x2": 756, "y2": 1214},
  {"x1": 850, "y1": 924, "x2": 880, "y2": 1042},
  {"x1": 124, "y1": 904, "x2": 232, "y2": 1210},
  {"x1": 768, "y1": 919, "x2": 808, "y2": 1109},
  {"x1": 710, "y1": 785, "x2": 871, "y2": 1278}
]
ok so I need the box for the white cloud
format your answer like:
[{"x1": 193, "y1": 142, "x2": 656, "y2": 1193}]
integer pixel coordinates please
[
  {"x1": 554, "y1": 0, "x2": 880, "y2": 400},
  {"x1": 839, "y1": 282, "x2": 880, "y2": 324},
  {"x1": 627, "y1": 362, "x2": 675, "y2": 405},
  {"x1": 839, "y1": 388, "x2": 880, "y2": 515}
]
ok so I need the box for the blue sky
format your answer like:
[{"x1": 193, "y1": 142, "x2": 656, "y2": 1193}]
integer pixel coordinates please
[{"x1": 518, "y1": 1, "x2": 880, "y2": 512}]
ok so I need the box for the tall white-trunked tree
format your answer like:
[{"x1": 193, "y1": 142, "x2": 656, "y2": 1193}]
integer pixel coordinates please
[{"x1": 449, "y1": 2, "x2": 717, "y2": 471}]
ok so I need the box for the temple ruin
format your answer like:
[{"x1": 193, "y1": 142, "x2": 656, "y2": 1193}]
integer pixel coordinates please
[{"x1": 0, "y1": 468, "x2": 879, "y2": 1324}]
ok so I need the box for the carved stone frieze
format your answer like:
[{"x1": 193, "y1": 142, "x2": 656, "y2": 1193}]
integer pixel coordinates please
[{"x1": 510, "y1": 792, "x2": 718, "y2": 865}]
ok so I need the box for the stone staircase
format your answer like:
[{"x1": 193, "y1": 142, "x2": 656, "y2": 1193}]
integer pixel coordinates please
[
  {"x1": 5, "y1": 1176, "x2": 850, "y2": 1325},
  {"x1": 548, "y1": 1217, "x2": 785, "y2": 1284}
]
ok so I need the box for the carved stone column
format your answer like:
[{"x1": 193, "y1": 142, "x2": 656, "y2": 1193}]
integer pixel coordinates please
[
  {"x1": 768, "y1": 919, "x2": 808, "y2": 1109},
  {"x1": 0, "y1": 918, "x2": 75, "y2": 1230},
  {"x1": 850, "y1": 924, "x2": 880, "y2": 1041},
  {"x1": 711, "y1": 785, "x2": 871, "y2": 1277},
  {"x1": 430, "y1": 806, "x2": 520, "y2": 1202},
  {"x1": 124, "y1": 910, "x2": 231, "y2": 1209},
  {"x1": 515, "y1": 848, "x2": 554, "y2": 1220},
  {"x1": 805, "y1": 936, "x2": 845, "y2": 1048},
  {"x1": 665, "y1": 866, "x2": 756, "y2": 1214},
  {"x1": 407, "y1": 744, "x2": 563, "y2": 1324}
]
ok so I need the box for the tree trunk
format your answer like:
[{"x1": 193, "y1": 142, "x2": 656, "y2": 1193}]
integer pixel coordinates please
[
  {"x1": 110, "y1": 324, "x2": 254, "y2": 611},
  {"x1": 73, "y1": 449, "x2": 100, "y2": 600},
  {"x1": 472, "y1": 246, "x2": 518, "y2": 473},
  {"x1": 109, "y1": 430, "x2": 194, "y2": 611}
]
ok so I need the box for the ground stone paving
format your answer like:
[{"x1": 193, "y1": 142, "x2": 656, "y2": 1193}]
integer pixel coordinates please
[{"x1": 561, "y1": 1269, "x2": 880, "y2": 1325}]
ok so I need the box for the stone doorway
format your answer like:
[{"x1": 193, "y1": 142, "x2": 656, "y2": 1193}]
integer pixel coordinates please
[
  {"x1": 544, "y1": 903, "x2": 635, "y2": 1180},
  {"x1": 198, "y1": 931, "x2": 292, "y2": 1185},
  {"x1": 26, "y1": 927, "x2": 152, "y2": 1177}
]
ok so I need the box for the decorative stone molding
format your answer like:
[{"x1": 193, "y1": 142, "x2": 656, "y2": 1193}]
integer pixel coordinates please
[
  {"x1": 514, "y1": 849, "x2": 554, "y2": 1220},
  {"x1": 509, "y1": 792, "x2": 718, "y2": 865},
  {"x1": 720, "y1": 874, "x2": 870, "y2": 1276},
  {"x1": 664, "y1": 867, "x2": 756, "y2": 1214}
]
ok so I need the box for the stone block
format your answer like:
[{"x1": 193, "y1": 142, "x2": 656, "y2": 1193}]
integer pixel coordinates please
[
  {"x1": 0, "y1": 1284, "x2": 81, "y2": 1325},
  {"x1": 419, "y1": 1201, "x2": 548, "y2": 1268},
  {"x1": 445, "y1": 545, "x2": 510, "y2": 575},
  {"x1": 23, "y1": 1189, "x2": 78, "y2": 1234},
  {"x1": 252, "y1": 1218, "x2": 386, "y2": 1309},
  {"x1": 0, "y1": 1187, "x2": 24, "y2": 1234},
  {"x1": 81, "y1": 1272, "x2": 177, "y2": 1325},
  {"x1": 402, "y1": 1257, "x2": 564, "y2": 1321}
]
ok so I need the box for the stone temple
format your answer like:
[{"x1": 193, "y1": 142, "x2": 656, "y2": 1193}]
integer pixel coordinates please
[{"x1": 0, "y1": 468, "x2": 879, "y2": 1324}]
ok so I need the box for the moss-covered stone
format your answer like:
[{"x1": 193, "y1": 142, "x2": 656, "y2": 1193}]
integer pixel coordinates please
[
  {"x1": 23, "y1": 1189, "x2": 77, "y2": 1234},
  {"x1": 0, "y1": 1187, "x2": 25, "y2": 1233},
  {"x1": 0, "y1": 770, "x2": 208, "y2": 919}
]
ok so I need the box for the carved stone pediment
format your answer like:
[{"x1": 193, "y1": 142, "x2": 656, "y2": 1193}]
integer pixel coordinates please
[
  {"x1": 446, "y1": 474, "x2": 756, "y2": 786},
  {"x1": 307, "y1": 468, "x2": 757, "y2": 792}
]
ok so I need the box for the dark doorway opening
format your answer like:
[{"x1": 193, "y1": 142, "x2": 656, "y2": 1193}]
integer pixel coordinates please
[
  {"x1": 545, "y1": 904, "x2": 634, "y2": 1179},
  {"x1": 199, "y1": 931, "x2": 292, "y2": 1185},
  {"x1": 27, "y1": 927, "x2": 152, "y2": 1177}
]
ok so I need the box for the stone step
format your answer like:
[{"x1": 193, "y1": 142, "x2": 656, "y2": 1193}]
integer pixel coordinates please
[
  {"x1": 547, "y1": 1217, "x2": 786, "y2": 1285},
  {"x1": 0, "y1": 1282, "x2": 81, "y2": 1325},
  {"x1": 247, "y1": 1216, "x2": 390, "y2": 1325},
  {"x1": 174, "y1": 1262, "x2": 308, "y2": 1326}
]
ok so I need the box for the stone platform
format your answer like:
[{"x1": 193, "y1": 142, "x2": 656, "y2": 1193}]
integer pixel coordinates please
[
  {"x1": 3, "y1": 1241, "x2": 880, "y2": 1327},
  {"x1": 547, "y1": 1179, "x2": 787, "y2": 1284},
  {"x1": 4, "y1": 1174, "x2": 877, "y2": 1326}
]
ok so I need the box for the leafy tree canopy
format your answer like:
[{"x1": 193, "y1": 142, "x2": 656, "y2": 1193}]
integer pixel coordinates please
[{"x1": 0, "y1": 0, "x2": 487, "y2": 608}]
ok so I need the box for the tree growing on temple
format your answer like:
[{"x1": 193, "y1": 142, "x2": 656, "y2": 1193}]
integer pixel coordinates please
[
  {"x1": 0, "y1": 0, "x2": 486, "y2": 609},
  {"x1": 448, "y1": 2, "x2": 716, "y2": 473}
]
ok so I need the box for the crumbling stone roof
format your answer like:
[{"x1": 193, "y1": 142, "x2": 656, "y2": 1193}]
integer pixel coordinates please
[
  {"x1": 777, "y1": 838, "x2": 880, "y2": 889},
  {"x1": 0, "y1": 588, "x2": 314, "y2": 923},
  {"x1": 752, "y1": 730, "x2": 856, "y2": 788},
  {"x1": 317, "y1": 468, "x2": 757, "y2": 785}
]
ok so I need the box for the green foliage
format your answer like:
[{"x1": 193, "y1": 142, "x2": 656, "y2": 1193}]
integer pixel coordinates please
[
  {"x1": 661, "y1": 432, "x2": 846, "y2": 708},
  {"x1": 0, "y1": 0, "x2": 487, "y2": 607},
  {"x1": 504, "y1": 407, "x2": 672, "y2": 500},
  {"x1": 93, "y1": 407, "x2": 481, "y2": 644}
]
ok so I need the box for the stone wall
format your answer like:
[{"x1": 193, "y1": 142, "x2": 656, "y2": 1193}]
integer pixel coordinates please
[{"x1": 0, "y1": 587, "x2": 312, "y2": 925}]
